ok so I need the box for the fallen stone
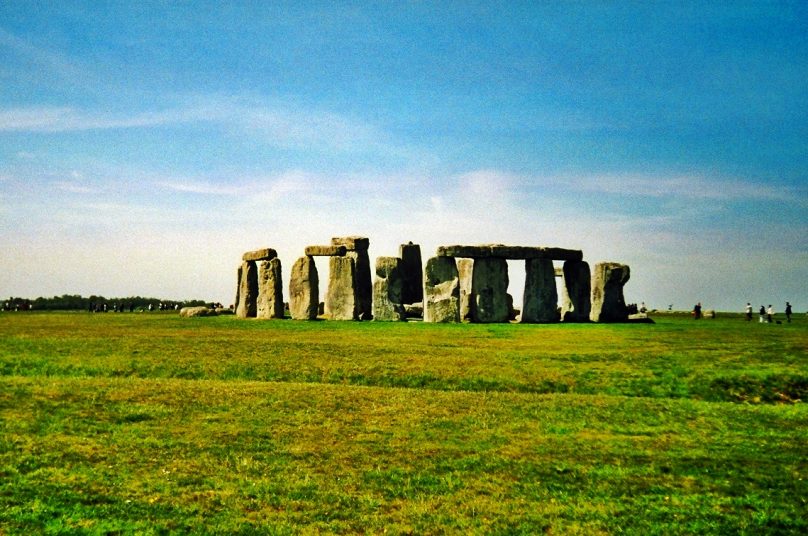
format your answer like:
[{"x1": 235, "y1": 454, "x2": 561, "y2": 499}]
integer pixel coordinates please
[
  {"x1": 257, "y1": 258, "x2": 284, "y2": 319},
  {"x1": 373, "y1": 256, "x2": 406, "y2": 321},
  {"x1": 289, "y1": 256, "x2": 319, "y2": 320},
  {"x1": 424, "y1": 256, "x2": 460, "y2": 323},
  {"x1": 404, "y1": 302, "x2": 423, "y2": 318},
  {"x1": 242, "y1": 248, "x2": 277, "y2": 262},
  {"x1": 590, "y1": 262, "x2": 630, "y2": 323},
  {"x1": 521, "y1": 258, "x2": 559, "y2": 323},
  {"x1": 180, "y1": 306, "x2": 216, "y2": 317},
  {"x1": 304, "y1": 245, "x2": 347, "y2": 257}
]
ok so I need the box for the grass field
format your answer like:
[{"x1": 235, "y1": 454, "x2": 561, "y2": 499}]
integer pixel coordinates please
[{"x1": 1, "y1": 312, "x2": 806, "y2": 534}]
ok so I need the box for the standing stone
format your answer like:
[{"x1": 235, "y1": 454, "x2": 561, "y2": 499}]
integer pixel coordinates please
[
  {"x1": 234, "y1": 264, "x2": 242, "y2": 313},
  {"x1": 289, "y1": 256, "x2": 319, "y2": 320},
  {"x1": 456, "y1": 258, "x2": 474, "y2": 322},
  {"x1": 590, "y1": 262, "x2": 630, "y2": 322},
  {"x1": 471, "y1": 258, "x2": 509, "y2": 323},
  {"x1": 521, "y1": 258, "x2": 559, "y2": 323},
  {"x1": 373, "y1": 256, "x2": 406, "y2": 321},
  {"x1": 331, "y1": 237, "x2": 372, "y2": 320},
  {"x1": 423, "y1": 256, "x2": 460, "y2": 323},
  {"x1": 236, "y1": 260, "x2": 258, "y2": 318},
  {"x1": 560, "y1": 260, "x2": 591, "y2": 322},
  {"x1": 399, "y1": 242, "x2": 423, "y2": 304},
  {"x1": 326, "y1": 255, "x2": 358, "y2": 320},
  {"x1": 257, "y1": 258, "x2": 284, "y2": 319}
]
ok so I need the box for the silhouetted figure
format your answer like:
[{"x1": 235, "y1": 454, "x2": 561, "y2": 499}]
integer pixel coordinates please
[
  {"x1": 693, "y1": 302, "x2": 702, "y2": 320},
  {"x1": 785, "y1": 302, "x2": 792, "y2": 323}
]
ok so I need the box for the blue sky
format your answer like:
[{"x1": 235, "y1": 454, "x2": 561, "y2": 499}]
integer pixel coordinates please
[{"x1": 1, "y1": 1, "x2": 806, "y2": 311}]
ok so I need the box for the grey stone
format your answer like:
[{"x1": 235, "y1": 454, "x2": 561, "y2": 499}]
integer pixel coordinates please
[
  {"x1": 331, "y1": 236, "x2": 369, "y2": 251},
  {"x1": 521, "y1": 258, "x2": 558, "y2": 323},
  {"x1": 236, "y1": 260, "x2": 258, "y2": 318},
  {"x1": 590, "y1": 262, "x2": 630, "y2": 322},
  {"x1": 423, "y1": 256, "x2": 460, "y2": 323},
  {"x1": 331, "y1": 237, "x2": 372, "y2": 320},
  {"x1": 560, "y1": 260, "x2": 591, "y2": 322},
  {"x1": 179, "y1": 306, "x2": 216, "y2": 317},
  {"x1": 289, "y1": 256, "x2": 319, "y2": 320},
  {"x1": 373, "y1": 256, "x2": 406, "y2": 321},
  {"x1": 436, "y1": 244, "x2": 582, "y2": 261},
  {"x1": 404, "y1": 302, "x2": 423, "y2": 318},
  {"x1": 471, "y1": 257, "x2": 509, "y2": 323},
  {"x1": 242, "y1": 248, "x2": 277, "y2": 262},
  {"x1": 399, "y1": 242, "x2": 423, "y2": 304},
  {"x1": 304, "y1": 245, "x2": 347, "y2": 257},
  {"x1": 326, "y1": 255, "x2": 358, "y2": 320},
  {"x1": 456, "y1": 258, "x2": 474, "y2": 322},
  {"x1": 257, "y1": 258, "x2": 284, "y2": 319},
  {"x1": 234, "y1": 264, "x2": 242, "y2": 315}
]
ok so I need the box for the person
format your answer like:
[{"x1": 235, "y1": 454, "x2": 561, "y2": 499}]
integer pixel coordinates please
[
  {"x1": 745, "y1": 302, "x2": 752, "y2": 321},
  {"x1": 693, "y1": 302, "x2": 702, "y2": 319},
  {"x1": 785, "y1": 302, "x2": 792, "y2": 323},
  {"x1": 767, "y1": 304, "x2": 773, "y2": 323},
  {"x1": 640, "y1": 302, "x2": 647, "y2": 313},
  {"x1": 759, "y1": 305, "x2": 766, "y2": 323}
]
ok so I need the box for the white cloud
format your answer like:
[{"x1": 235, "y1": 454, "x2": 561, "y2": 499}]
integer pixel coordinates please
[{"x1": 54, "y1": 181, "x2": 97, "y2": 194}]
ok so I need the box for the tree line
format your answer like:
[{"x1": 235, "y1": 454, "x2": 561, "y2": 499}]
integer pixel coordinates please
[{"x1": 3, "y1": 295, "x2": 211, "y2": 311}]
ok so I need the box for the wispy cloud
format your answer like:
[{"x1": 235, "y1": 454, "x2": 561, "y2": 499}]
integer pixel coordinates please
[
  {"x1": 0, "y1": 106, "x2": 203, "y2": 133},
  {"x1": 54, "y1": 181, "x2": 97, "y2": 194}
]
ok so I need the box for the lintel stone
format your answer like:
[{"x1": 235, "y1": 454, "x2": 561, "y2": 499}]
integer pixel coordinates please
[
  {"x1": 331, "y1": 236, "x2": 369, "y2": 251},
  {"x1": 436, "y1": 244, "x2": 582, "y2": 261},
  {"x1": 242, "y1": 248, "x2": 278, "y2": 262},
  {"x1": 304, "y1": 245, "x2": 347, "y2": 257}
]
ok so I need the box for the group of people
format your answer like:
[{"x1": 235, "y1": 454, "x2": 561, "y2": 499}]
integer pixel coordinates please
[{"x1": 744, "y1": 302, "x2": 793, "y2": 323}]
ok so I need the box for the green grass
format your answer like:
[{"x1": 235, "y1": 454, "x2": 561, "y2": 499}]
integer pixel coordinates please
[{"x1": 1, "y1": 312, "x2": 806, "y2": 534}]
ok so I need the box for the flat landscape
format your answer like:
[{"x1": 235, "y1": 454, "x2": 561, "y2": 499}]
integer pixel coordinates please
[{"x1": 1, "y1": 312, "x2": 806, "y2": 534}]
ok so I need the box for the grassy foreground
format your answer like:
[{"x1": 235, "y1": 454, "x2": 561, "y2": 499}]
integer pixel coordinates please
[{"x1": 1, "y1": 312, "x2": 806, "y2": 534}]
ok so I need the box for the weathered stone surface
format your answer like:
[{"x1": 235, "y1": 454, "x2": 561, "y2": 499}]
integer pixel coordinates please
[
  {"x1": 236, "y1": 261, "x2": 258, "y2": 318},
  {"x1": 234, "y1": 264, "x2": 242, "y2": 315},
  {"x1": 560, "y1": 260, "x2": 591, "y2": 322},
  {"x1": 326, "y1": 255, "x2": 358, "y2": 320},
  {"x1": 373, "y1": 256, "x2": 406, "y2": 321},
  {"x1": 423, "y1": 256, "x2": 460, "y2": 323},
  {"x1": 304, "y1": 245, "x2": 347, "y2": 257},
  {"x1": 521, "y1": 258, "x2": 558, "y2": 323},
  {"x1": 179, "y1": 306, "x2": 216, "y2": 317},
  {"x1": 399, "y1": 242, "x2": 423, "y2": 304},
  {"x1": 257, "y1": 258, "x2": 284, "y2": 319},
  {"x1": 471, "y1": 258, "x2": 510, "y2": 323},
  {"x1": 331, "y1": 236, "x2": 369, "y2": 251},
  {"x1": 437, "y1": 244, "x2": 582, "y2": 261},
  {"x1": 242, "y1": 248, "x2": 277, "y2": 262},
  {"x1": 456, "y1": 258, "x2": 474, "y2": 322},
  {"x1": 404, "y1": 302, "x2": 423, "y2": 318},
  {"x1": 590, "y1": 262, "x2": 630, "y2": 323},
  {"x1": 289, "y1": 256, "x2": 319, "y2": 320}
]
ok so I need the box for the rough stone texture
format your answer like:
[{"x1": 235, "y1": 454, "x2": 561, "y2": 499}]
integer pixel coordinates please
[
  {"x1": 304, "y1": 245, "x2": 347, "y2": 257},
  {"x1": 404, "y1": 303, "x2": 423, "y2": 318},
  {"x1": 325, "y1": 255, "x2": 358, "y2": 320},
  {"x1": 560, "y1": 260, "x2": 591, "y2": 322},
  {"x1": 437, "y1": 244, "x2": 582, "y2": 261},
  {"x1": 521, "y1": 258, "x2": 559, "y2": 323},
  {"x1": 470, "y1": 257, "x2": 510, "y2": 323},
  {"x1": 399, "y1": 242, "x2": 423, "y2": 304},
  {"x1": 289, "y1": 256, "x2": 319, "y2": 320},
  {"x1": 423, "y1": 256, "x2": 460, "y2": 323},
  {"x1": 257, "y1": 258, "x2": 284, "y2": 319},
  {"x1": 330, "y1": 237, "x2": 372, "y2": 320},
  {"x1": 590, "y1": 262, "x2": 630, "y2": 323},
  {"x1": 242, "y1": 248, "x2": 277, "y2": 262},
  {"x1": 236, "y1": 260, "x2": 258, "y2": 318},
  {"x1": 234, "y1": 264, "x2": 242, "y2": 314},
  {"x1": 456, "y1": 258, "x2": 474, "y2": 322},
  {"x1": 331, "y1": 236, "x2": 369, "y2": 251},
  {"x1": 372, "y1": 256, "x2": 406, "y2": 321},
  {"x1": 179, "y1": 306, "x2": 216, "y2": 317}
]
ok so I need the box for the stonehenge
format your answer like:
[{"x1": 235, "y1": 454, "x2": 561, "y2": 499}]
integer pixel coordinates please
[{"x1": 234, "y1": 240, "x2": 635, "y2": 324}]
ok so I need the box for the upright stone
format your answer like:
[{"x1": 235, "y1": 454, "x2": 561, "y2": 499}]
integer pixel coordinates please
[
  {"x1": 236, "y1": 260, "x2": 258, "y2": 318},
  {"x1": 373, "y1": 256, "x2": 406, "y2": 321},
  {"x1": 331, "y1": 237, "x2": 372, "y2": 320},
  {"x1": 590, "y1": 262, "x2": 630, "y2": 322},
  {"x1": 423, "y1": 256, "x2": 460, "y2": 323},
  {"x1": 560, "y1": 260, "x2": 591, "y2": 322},
  {"x1": 257, "y1": 258, "x2": 284, "y2": 319},
  {"x1": 456, "y1": 258, "x2": 474, "y2": 322},
  {"x1": 521, "y1": 258, "x2": 559, "y2": 323},
  {"x1": 289, "y1": 256, "x2": 319, "y2": 320},
  {"x1": 399, "y1": 242, "x2": 423, "y2": 304},
  {"x1": 470, "y1": 258, "x2": 509, "y2": 323},
  {"x1": 326, "y1": 255, "x2": 358, "y2": 320},
  {"x1": 234, "y1": 264, "x2": 242, "y2": 313}
]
